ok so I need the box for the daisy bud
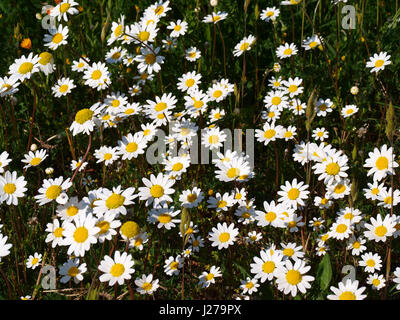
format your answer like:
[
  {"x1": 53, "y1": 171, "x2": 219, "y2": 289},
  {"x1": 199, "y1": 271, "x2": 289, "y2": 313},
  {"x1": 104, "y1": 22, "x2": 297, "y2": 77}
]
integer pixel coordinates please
[
  {"x1": 350, "y1": 86, "x2": 359, "y2": 95},
  {"x1": 45, "y1": 167, "x2": 54, "y2": 175},
  {"x1": 273, "y1": 63, "x2": 281, "y2": 72},
  {"x1": 30, "y1": 143, "x2": 38, "y2": 151},
  {"x1": 210, "y1": 0, "x2": 218, "y2": 7}
]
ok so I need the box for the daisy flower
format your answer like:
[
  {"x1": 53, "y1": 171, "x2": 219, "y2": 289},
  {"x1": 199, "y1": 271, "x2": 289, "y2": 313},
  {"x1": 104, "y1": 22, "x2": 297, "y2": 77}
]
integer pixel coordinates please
[
  {"x1": 148, "y1": 203, "x2": 180, "y2": 230},
  {"x1": 108, "y1": 15, "x2": 125, "y2": 46},
  {"x1": 282, "y1": 77, "x2": 303, "y2": 98},
  {"x1": 312, "y1": 127, "x2": 329, "y2": 141},
  {"x1": 135, "y1": 45, "x2": 165, "y2": 75},
  {"x1": 129, "y1": 231, "x2": 149, "y2": 250},
  {"x1": 284, "y1": 213, "x2": 305, "y2": 233},
  {"x1": 341, "y1": 104, "x2": 359, "y2": 118},
  {"x1": 260, "y1": 7, "x2": 280, "y2": 22},
  {"x1": 70, "y1": 158, "x2": 88, "y2": 172},
  {"x1": 276, "y1": 43, "x2": 298, "y2": 59},
  {"x1": 8, "y1": 53, "x2": 40, "y2": 81},
  {"x1": 37, "y1": 52, "x2": 55, "y2": 76},
  {"x1": 233, "y1": 35, "x2": 256, "y2": 57},
  {"x1": 367, "y1": 274, "x2": 386, "y2": 290},
  {"x1": 135, "y1": 274, "x2": 160, "y2": 295},
  {"x1": 117, "y1": 132, "x2": 147, "y2": 160},
  {"x1": 315, "y1": 98, "x2": 333, "y2": 117},
  {"x1": 145, "y1": 1, "x2": 171, "y2": 18},
  {"x1": 138, "y1": 173, "x2": 175, "y2": 207},
  {"x1": 119, "y1": 221, "x2": 141, "y2": 241},
  {"x1": 0, "y1": 75, "x2": 20, "y2": 97},
  {"x1": 329, "y1": 218, "x2": 352, "y2": 240},
  {"x1": 207, "y1": 83, "x2": 228, "y2": 102},
  {"x1": 280, "y1": 242, "x2": 305, "y2": 261},
  {"x1": 250, "y1": 249, "x2": 285, "y2": 283},
  {"x1": 56, "y1": 196, "x2": 87, "y2": 222},
  {"x1": 207, "y1": 192, "x2": 235, "y2": 212},
  {"x1": 26, "y1": 253, "x2": 42, "y2": 270},
  {"x1": 314, "y1": 195, "x2": 333, "y2": 209},
  {"x1": 0, "y1": 151, "x2": 11, "y2": 173},
  {"x1": 70, "y1": 102, "x2": 103, "y2": 136},
  {"x1": 198, "y1": 266, "x2": 222, "y2": 288},
  {"x1": 393, "y1": 267, "x2": 400, "y2": 290},
  {"x1": 255, "y1": 122, "x2": 284, "y2": 146},
  {"x1": 245, "y1": 231, "x2": 262, "y2": 244},
  {"x1": 167, "y1": 19, "x2": 188, "y2": 38},
  {"x1": 95, "y1": 212, "x2": 121, "y2": 243},
  {"x1": 94, "y1": 146, "x2": 120, "y2": 166},
  {"x1": 177, "y1": 71, "x2": 201, "y2": 93},
  {"x1": 282, "y1": 126, "x2": 297, "y2": 141},
  {"x1": 201, "y1": 127, "x2": 227, "y2": 150},
  {"x1": 105, "y1": 46, "x2": 127, "y2": 64},
  {"x1": 363, "y1": 181, "x2": 386, "y2": 201},
  {"x1": 44, "y1": 25, "x2": 69, "y2": 50},
  {"x1": 21, "y1": 149, "x2": 48, "y2": 169},
  {"x1": 364, "y1": 214, "x2": 396, "y2": 242},
  {"x1": 83, "y1": 62, "x2": 111, "y2": 91},
  {"x1": 364, "y1": 144, "x2": 398, "y2": 182},
  {"x1": 240, "y1": 277, "x2": 260, "y2": 295},
  {"x1": 0, "y1": 171, "x2": 27, "y2": 206},
  {"x1": 302, "y1": 34, "x2": 322, "y2": 50},
  {"x1": 202, "y1": 11, "x2": 228, "y2": 24},
  {"x1": 98, "y1": 251, "x2": 135, "y2": 286},
  {"x1": 366, "y1": 51, "x2": 391, "y2": 73},
  {"x1": 327, "y1": 279, "x2": 367, "y2": 300},
  {"x1": 347, "y1": 236, "x2": 367, "y2": 256},
  {"x1": 208, "y1": 222, "x2": 239, "y2": 250},
  {"x1": 255, "y1": 200, "x2": 285, "y2": 228},
  {"x1": 71, "y1": 57, "x2": 90, "y2": 72},
  {"x1": 264, "y1": 90, "x2": 289, "y2": 111},
  {"x1": 93, "y1": 186, "x2": 138, "y2": 217},
  {"x1": 49, "y1": 0, "x2": 79, "y2": 22},
  {"x1": 162, "y1": 36, "x2": 178, "y2": 50},
  {"x1": 62, "y1": 214, "x2": 100, "y2": 257},
  {"x1": 185, "y1": 47, "x2": 201, "y2": 61},
  {"x1": 45, "y1": 218, "x2": 66, "y2": 248},
  {"x1": 164, "y1": 255, "x2": 184, "y2": 276},
  {"x1": 275, "y1": 259, "x2": 315, "y2": 297},
  {"x1": 277, "y1": 179, "x2": 309, "y2": 209},
  {"x1": 325, "y1": 178, "x2": 351, "y2": 200},
  {"x1": 52, "y1": 77, "x2": 75, "y2": 97},
  {"x1": 313, "y1": 154, "x2": 349, "y2": 185},
  {"x1": 377, "y1": 188, "x2": 400, "y2": 209},
  {"x1": 0, "y1": 234, "x2": 12, "y2": 261},
  {"x1": 59, "y1": 258, "x2": 86, "y2": 284},
  {"x1": 359, "y1": 252, "x2": 382, "y2": 273}
]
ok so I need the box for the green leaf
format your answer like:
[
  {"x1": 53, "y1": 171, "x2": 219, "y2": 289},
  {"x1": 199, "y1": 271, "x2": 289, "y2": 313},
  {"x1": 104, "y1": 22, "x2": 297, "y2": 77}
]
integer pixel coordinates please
[{"x1": 316, "y1": 253, "x2": 332, "y2": 291}]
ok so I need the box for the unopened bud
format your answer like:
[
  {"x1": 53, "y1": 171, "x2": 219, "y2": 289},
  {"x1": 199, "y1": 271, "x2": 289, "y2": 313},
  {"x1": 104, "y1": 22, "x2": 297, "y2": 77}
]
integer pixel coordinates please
[{"x1": 30, "y1": 143, "x2": 38, "y2": 151}]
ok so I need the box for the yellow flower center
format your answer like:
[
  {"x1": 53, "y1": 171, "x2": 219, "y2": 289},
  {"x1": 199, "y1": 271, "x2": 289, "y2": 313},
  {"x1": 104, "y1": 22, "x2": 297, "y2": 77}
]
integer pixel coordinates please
[
  {"x1": 114, "y1": 25, "x2": 123, "y2": 37},
  {"x1": 372, "y1": 279, "x2": 381, "y2": 287},
  {"x1": 185, "y1": 79, "x2": 195, "y2": 87},
  {"x1": 138, "y1": 31, "x2": 150, "y2": 41},
  {"x1": 46, "y1": 185, "x2": 62, "y2": 199},
  {"x1": 60, "y1": 3, "x2": 71, "y2": 13},
  {"x1": 283, "y1": 48, "x2": 293, "y2": 55},
  {"x1": 96, "y1": 221, "x2": 110, "y2": 234},
  {"x1": 384, "y1": 196, "x2": 392, "y2": 205},
  {"x1": 52, "y1": 226, "x2": 63, "y2": 237},
  {"x1": 103, "y1": 153, "x2": 112, "y2": 160},
  {"x1": 31, "y1": 258, "x2": 39, "y2": 265},
  {"x1": 288, "y1": 85, "x2": 298, "y2": 93},
  {"x1": 265, "y1": 211, "x2": 277, "y2": 222},
  {"x1": 219, "y1": 232, "x2": 230, "y2": 243},
  {"x1": 91, "y1": 70, "x2": 102, "y2": 80},
  {"x1": 145, "y1": 54, "x2": 156, "y2": 65},
  {"x1": 106, "y1": 193, "x2": 125, "y2": 209},
  {"x1": 174, "y1": 25, "x2": 182, "y2": 31},
  {"x1": 227, "y1": 167, "x2": 240, "y2": 179},
  {"x1": 150, "y1": 185, "x2": 164, "y2": 198},
  {"x1": 66, "y1": 205, "x2": 79, "y2": 217},
  {"x1": 208, "y1": 135, "x2": 219, "y2": 144},
  {"x1": 110, "y1": 263, "x2": 125, "y2": 277},
  {"x1": 346, "y1": 109, "x2": 354, "y2": 115},
  {"x1": 205, "y1": 273, "x2": 214, "y2": 281},
  {"x1": 352, "y1": 241, "x2": 360, "y2": 249},
  {"x1": 39, "y1": 52, "x2": 52, "y2": 65},
  {"x1": 68, "y1": 266, "x2": 79, "y2": 277},
  {"x1": 287, "y1": 188, "x2": 300, "y2": 200},
  {"x1": 120, "y1": 221, "x2": 140, "y2": 239},
  {"x1": 319, "y1": 104, "x2": 327, "y2": 111},
  {"x1": 217, "y1": 200, "x2": 227, "y2": 208},
  {"x1": 170, "y1": 261, "x2": 179, "y2": 270},
  {"x1": 158, "y1": 214, "x2": 172, "y2": 224},
  {"x1": 336, "y1": 224, "x2": 347, "y2": 233},
  {"x1": 187, "y1": 193, "x2": 197, "y2": 202},
  {"x1": 371, "y1": 188, "x2": 380, "y2": 195},
  {"x1": 3, "y1": 183, "x2": 16, "y2": 194},
  {"x1": 172, "y1": 163, "x2": 183, "y2": 172},
  {"x1": 309, "y1": 41, "x2": 318, "y2": 48},
  {"x1": 375, "y1": 156, "x2": 388, "y2": 170},
  {"x1": 374, "y1": 59, "x2": 384, "y2": 68},
  {"x1": 325, "y1": 163, "x2": 340, "y2": 175},
  {"x1": 264, "y1": 129, "x2": 276, "y2": 139},
  {"x1": 240, "y1": 42, "x2": 250, "y2": 51},
  {"x1": 283, "y1": 248, "x2": 294, "y2": 257},
  {"x1": 339, "y1": 291, "x2": 356, "y2": 300},
  {"x1": 52, "y1": 33, "x2": 63, "y2": 44},
  {"x1": 366, "y1": 259, "x2": 375, "y2": 267},
  {"x1": 271, "y1": 96, "x2": 281, "y2": 105},
  {"x1": 75, "y1": 108, "x2": 94, "y2": 124},
  {"x1": 143, "y1": 282, "x2": 152, "y2": 291},
  {"x1": 262, "y1": 261, "x2": 275, "y2": 274},
  {"x1": 18, "y1": 62, "x2": 33, "y2": 74},
  {"x1": 374, "y1": 225, "x2": 387, "y2": 237},
  {"x1": 334, "y1": 184, "x2": 345, "y2": 194},
  {"x1": 126, "y1": 142, "x2": 138, "y2": 153},
  {"x1": 286, "y1": 270, "x2": 302, "y2": 285},
  {"x1": 73, "y1": 226, "x2": 89, "y2": 243}
]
